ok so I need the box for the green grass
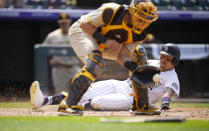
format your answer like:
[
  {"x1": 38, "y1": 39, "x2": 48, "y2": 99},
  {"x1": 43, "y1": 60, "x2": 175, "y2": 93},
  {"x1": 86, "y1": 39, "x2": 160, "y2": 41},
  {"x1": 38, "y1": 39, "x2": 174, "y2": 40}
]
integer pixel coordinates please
[
  {"x1": 0, "y1": 102, "x2": 30, "y2": 108},
  {"x1": 0, "y1": 102, "x2": 209, "y2": 131},
  {"x1": 1, "y1": 102, "x2": 209, "y2": 108},
  {"x1": 171, "y1": 102, "x2": 209, "y2": 108},
  {"x1": 0, "y1": 116, "x2": 208, "y2": 131}
]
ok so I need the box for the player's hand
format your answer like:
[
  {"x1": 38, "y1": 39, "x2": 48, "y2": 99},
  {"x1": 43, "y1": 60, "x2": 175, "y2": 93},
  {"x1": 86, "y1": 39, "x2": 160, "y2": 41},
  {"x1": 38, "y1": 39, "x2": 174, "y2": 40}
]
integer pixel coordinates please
[
  {"x1": 105, "y1": 39, "x2": 122, "y2": 52},
  {"x1": 49, "y1": 58, "x2": 61, "y2": 66}
]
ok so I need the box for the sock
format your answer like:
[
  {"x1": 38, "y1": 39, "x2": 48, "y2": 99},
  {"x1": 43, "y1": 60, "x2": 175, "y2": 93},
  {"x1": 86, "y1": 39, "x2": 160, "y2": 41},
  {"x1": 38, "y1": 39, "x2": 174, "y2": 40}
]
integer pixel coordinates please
[
  {"x1": 42, "y1": 96, "x2": 52, "y2": 106},
  {"x1": 44, "y1": 93, "x2": 67, "y2": 105}
]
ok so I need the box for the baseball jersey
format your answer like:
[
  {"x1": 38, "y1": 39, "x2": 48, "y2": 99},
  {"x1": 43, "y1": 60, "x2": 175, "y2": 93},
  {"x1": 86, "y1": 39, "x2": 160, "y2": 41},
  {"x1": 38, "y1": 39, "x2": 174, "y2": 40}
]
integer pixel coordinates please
[
  {"x1": 147, "y1": 60, "x2": 180, "y2": 104},
  {"x1": 43, "y1": 28, "x2": 70, "y2": 45},
  {"x1": 78, "y1": 60, "x2": 180, "y2": 111}
]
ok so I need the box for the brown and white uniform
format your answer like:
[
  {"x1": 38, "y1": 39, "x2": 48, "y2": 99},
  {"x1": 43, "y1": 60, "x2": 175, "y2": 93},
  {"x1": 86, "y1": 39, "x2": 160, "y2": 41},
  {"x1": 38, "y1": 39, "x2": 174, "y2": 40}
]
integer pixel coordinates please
[{"x1": 69, "y1": 3, "x2": 147, "y2": 64}]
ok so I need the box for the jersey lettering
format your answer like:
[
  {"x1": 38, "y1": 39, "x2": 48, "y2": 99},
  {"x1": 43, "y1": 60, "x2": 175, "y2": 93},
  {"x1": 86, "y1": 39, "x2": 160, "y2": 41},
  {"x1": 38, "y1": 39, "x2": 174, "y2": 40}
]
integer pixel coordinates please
[{"x1": 149, "y1": 82, "x2": 161, "y2": 90}]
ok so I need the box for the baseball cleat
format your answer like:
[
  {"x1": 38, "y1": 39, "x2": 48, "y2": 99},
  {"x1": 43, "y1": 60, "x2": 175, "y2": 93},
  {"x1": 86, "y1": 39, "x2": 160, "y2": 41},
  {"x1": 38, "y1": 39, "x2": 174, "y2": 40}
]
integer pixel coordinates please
[
  {"x1": 130, "y1": 104, "x2": 161, "y2": 115},
  {"x1": 57, "y1": 107, "x2": 83, "y2": 116},
  {"x1": 30, "y1": 81, "x2": 45, "y2": 110},
  {"x1": 58, "y1": 100, "x2": 83, "y2": 116}
]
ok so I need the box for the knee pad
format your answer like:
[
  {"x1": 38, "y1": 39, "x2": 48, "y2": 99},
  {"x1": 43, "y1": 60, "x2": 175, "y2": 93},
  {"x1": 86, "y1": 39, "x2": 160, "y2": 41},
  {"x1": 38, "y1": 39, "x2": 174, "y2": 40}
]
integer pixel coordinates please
[
  {"x1": 133, "y1": 45, "x2": 148, "y2": 65},
  {"x1": 85, "y1": 50, "x2": 104, "y2": 78},
  {"x1": 71, "y1": 50, "x2": 104, "y2": 83}
]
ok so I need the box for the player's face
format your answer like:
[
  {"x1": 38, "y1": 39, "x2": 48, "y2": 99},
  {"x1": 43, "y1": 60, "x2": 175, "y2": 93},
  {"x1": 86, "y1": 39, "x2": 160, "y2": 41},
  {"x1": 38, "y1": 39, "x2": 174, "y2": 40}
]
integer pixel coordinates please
[
  {"x1": 58, "y1": 19, "x2": 71, "y2": 34},
  {"x1": 131, "y1": 15, "x2": 151, "y2": 31},
  {"x1": 160, "y1": 54, "x2": 174, "y2": 71}
]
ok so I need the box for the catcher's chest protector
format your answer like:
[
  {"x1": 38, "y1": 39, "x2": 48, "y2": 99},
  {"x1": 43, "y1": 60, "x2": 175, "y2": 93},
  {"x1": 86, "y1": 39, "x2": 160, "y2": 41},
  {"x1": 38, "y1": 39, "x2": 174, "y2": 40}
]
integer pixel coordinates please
[{"x1": 99, "y1": 6, "x2": 146, "y2": 45}]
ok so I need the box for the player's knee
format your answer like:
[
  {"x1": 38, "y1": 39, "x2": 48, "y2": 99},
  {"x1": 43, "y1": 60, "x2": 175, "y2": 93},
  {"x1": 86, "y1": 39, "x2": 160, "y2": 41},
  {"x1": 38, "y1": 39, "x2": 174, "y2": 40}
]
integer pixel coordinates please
[
  {"x1": 90, "y1": 100, "x2": 101, "y2": 111},
  {"x1": 85, "y1": 50, "x2": 104, "y2": 78},
  {"x1": 133, "y1": 45, "x2": 148, "y2": 65},
  {"x1": 71, "y1": 50, "x2": 104, "y2": 83}
]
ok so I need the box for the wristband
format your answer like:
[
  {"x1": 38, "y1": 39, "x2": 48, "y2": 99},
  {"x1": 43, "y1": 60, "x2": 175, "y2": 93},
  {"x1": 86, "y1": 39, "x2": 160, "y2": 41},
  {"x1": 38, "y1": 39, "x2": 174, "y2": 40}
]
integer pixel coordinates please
[
  {"x1": 161, "y1": 97, "x2": 170, "y2": 110},
  {"x1": 92, "y1": 30, "x2": 108, "y2": 43},
  {"x1": 162, "y1": 97, "x2": 170, "y2": 104}
]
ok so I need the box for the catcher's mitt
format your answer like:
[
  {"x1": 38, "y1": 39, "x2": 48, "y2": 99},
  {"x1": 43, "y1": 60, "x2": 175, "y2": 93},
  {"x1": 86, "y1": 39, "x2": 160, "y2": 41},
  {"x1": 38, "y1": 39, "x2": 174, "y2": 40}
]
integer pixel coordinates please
[{"x1": 130, "y1": 65, "x2": 161, "y2": 89}]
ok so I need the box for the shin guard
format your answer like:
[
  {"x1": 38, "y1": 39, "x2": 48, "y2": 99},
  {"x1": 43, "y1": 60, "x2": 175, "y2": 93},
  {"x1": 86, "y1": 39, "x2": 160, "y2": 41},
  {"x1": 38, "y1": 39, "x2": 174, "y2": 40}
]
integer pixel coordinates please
[{"x1": 64, "y1": 50, "x2": 104, "y2": 107}]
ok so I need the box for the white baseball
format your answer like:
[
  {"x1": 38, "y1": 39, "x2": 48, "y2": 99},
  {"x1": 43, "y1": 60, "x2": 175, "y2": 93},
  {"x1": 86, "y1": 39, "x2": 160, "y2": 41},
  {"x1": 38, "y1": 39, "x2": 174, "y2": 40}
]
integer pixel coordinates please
[{"x1": 153, "y1": 74, "x2": 160, "y2": 83}]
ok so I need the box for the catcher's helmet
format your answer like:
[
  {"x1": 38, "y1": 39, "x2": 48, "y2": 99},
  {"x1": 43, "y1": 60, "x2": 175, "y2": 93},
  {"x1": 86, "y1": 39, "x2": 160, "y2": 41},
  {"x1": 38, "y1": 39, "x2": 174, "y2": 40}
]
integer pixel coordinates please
[
  {"x1": 129, "y1": 0, "x2": 159, "y2": 22},
  {"x1": 160, "y1": 43, "x2": 181, "y2": 66}
]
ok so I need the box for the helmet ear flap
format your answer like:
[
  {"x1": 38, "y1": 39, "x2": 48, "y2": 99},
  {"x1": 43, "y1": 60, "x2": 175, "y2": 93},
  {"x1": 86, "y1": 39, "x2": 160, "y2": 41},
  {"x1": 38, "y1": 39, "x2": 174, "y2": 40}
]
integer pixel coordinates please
[{"x1": 172, "y1": 57, "x2": 179, "y2": 66}]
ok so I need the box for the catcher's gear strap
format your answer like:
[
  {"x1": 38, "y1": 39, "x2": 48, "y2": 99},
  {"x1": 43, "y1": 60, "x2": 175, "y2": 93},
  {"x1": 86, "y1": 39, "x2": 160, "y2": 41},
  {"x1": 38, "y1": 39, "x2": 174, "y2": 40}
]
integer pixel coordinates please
[
  {"x1": 71, "y1": 105, "x2": 84, "y2": 111},
  {"x1": 111, "y1": 5, "x2": 126, "y2": 25},
  {"x1": 86, "y1": 50, "x2": 104, "y2": 78},
  {"x1": 92, "y1": 30, "x2": 108, "y2": 43},
  {"x1": 72, "y1": 67, "x2": 96, "y2": 82},
  {"x1": 59, "y1": 92, "x2": 70, "y2": 108},
  {"x1": 131, "y1": 65, "x2": 160, "y2": 88},
  {"x1": 88, "y1": 50, "x2": 104, "y2": 68}
]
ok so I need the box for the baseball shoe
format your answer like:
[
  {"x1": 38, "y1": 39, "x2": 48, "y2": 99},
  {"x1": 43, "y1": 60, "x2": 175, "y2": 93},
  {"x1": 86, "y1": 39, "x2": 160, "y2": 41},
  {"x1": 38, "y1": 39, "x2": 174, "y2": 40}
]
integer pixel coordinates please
[
  {"x1": 57, "y1": 100, "x2": 83, "y2": 116},
  {"x1": 30, "y1": 81, "x2": 45, "y2": 110},
  {"x1": 130, "y1": 104, "x2": 161, "y2": 115}
]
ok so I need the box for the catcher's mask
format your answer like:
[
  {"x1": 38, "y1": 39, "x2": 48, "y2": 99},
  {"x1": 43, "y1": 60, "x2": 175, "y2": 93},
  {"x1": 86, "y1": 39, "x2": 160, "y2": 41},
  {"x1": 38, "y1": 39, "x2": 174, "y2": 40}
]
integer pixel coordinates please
[
  {"x1": 129, "y1": 0, "x2": 159, "y2": 23},
  {"x1": 160, "y1": 43, "x2": 181, "y2": 66}
]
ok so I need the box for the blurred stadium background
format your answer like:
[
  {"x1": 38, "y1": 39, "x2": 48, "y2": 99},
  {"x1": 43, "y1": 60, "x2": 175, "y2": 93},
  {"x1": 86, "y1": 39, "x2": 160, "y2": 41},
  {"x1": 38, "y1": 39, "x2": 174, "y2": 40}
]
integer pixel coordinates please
[{"x1": 0, "y1": 0, "x2": 209, "y2": 101}]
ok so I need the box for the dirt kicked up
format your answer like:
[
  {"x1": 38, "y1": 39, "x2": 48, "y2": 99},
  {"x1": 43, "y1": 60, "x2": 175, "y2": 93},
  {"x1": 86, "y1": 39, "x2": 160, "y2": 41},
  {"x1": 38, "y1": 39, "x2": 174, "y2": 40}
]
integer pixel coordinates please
[{"x1": 0, "y1": 105, "x2": 209, "y2": 120}]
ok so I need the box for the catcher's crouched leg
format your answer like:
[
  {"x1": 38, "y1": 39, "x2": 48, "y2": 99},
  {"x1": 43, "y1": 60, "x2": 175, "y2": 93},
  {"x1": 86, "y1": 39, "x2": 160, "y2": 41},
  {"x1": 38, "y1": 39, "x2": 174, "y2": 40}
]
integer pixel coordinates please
[
  {"x1": 130, "y1": 65, "x2": 161, "y2": 115},
  {"x1": 58, "y1": 50, "x2": 104, "y2": 115},
  {"x1": 130, "y1": 98, "x2": 161, "y2": 115}
]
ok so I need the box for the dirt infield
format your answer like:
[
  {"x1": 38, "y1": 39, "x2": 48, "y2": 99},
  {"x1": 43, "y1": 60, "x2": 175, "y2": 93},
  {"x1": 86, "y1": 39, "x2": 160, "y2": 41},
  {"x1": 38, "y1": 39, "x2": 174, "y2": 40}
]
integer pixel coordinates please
[{"x1": 0, "y1": 105, "x2": 209, "y2": 120}]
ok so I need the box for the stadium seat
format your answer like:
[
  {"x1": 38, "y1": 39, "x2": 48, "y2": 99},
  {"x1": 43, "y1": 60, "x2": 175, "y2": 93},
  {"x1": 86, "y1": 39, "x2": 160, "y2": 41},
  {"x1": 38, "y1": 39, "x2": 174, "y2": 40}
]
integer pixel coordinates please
[{"x1": 197, "y1": 0, "x2": 209, "y2": 10}]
